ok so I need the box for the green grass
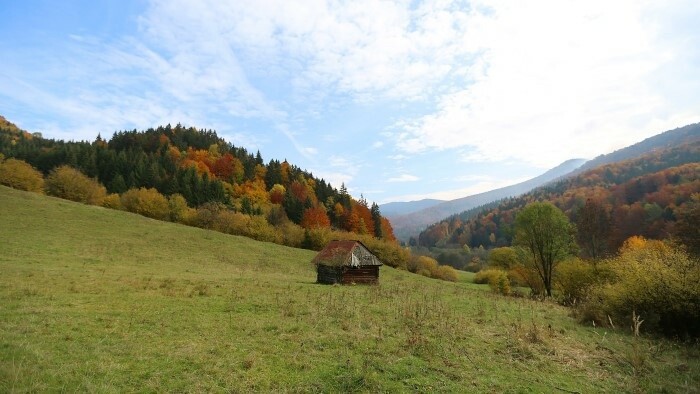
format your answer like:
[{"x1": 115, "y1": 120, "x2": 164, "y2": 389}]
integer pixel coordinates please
[{"x1": 1, "y1": 185, "x2": 698, "y2": 392}]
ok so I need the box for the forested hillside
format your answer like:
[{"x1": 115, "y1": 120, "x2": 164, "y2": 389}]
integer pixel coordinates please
[
  {"x1": 388, "y1": 158, "x2": 586, "y2": 242},
  {"x1": 418, "y1": 137, "x2": 700, "y2": 256},
  {"x1": 0, "y1": 116, "x2": 394, "y2": 242}
]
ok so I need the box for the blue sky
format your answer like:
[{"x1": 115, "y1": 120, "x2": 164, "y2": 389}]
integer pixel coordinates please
[{"x1": 2, "y1": 0, "x2": 699, "y2": 204}]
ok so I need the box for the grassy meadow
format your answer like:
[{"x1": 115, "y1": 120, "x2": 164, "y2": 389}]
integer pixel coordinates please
[{"x1": 1, "y1": 185, "x2": 698, "y2": 392}]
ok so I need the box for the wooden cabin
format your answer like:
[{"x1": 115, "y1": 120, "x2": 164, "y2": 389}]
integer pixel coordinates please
[{"x1": 313, "y1": 240, "x2": 383, "y2": 285}]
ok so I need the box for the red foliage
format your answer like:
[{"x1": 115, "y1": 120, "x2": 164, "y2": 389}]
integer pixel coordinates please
[{"x1": 301, "y1": 206, "x2": 331, "y2": 229}]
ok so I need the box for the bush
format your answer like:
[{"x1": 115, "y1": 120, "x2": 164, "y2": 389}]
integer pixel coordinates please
[
  {"x1": 435, "y1": 265, "x2": 459, "y2": 282},
  {"x1": 488, "y1": 270, "x2": 511, "y2": 295},
  {"x1": 554, "y1": 258, "x2": 597, "y2": 306},
  {"x1": 301, "y1": 228, "x2": 333, "y2": 251},
  {"x1": 168, "y1": 194, "x2": 189, "y2": 222},
  {"x1": 406, "y1": 255, "x2": 457, "y2": 281},
  {"x1": 275, "y1": 222, "x2": 305, "y2": 248},
  {"x1": 474, "y1": 269, "x2": 511, "y2": 295},
  {"x1": 45, "y1": 166, "x2": 106, "y2": 205},
  {"x1": 120, "y1": 187, "x2": 170, "y2": 220},
  {"x1": 473, "y1": 269, "x2": 503, "y2": 284},
  {"x1": 0, "y1": 158, "x2": 44, "y2": 193},
  {"x1": 579, "y1": 237, "x2": 700, "y2": 338},
  {"x1": 102, "y1": 193, "x2": 123, "y2": 210},
  {"x1": 359, "y1": 236, "x2": 409, "y2": 269},
  {"x1": 509, "y1": 265, "x2": 545, "y2": 297},
  {"x1": 488, "y1": 247, "x2": 518, "y2": 270}
]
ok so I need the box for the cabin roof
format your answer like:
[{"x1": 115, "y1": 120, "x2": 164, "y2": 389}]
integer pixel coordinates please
[{"x1": 312, "y1": 240, "x2": 383, "y2": 267}]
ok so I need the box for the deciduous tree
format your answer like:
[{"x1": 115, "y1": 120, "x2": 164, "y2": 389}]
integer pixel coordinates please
[{"x1": 514, "y1": 202, "x2": 577, "y2": 297}]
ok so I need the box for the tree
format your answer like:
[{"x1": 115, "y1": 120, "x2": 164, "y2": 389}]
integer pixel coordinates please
[
  {"x1": 575, "y1": 198, "x2": 611, "y2": 260},
  {"x1": 300, "y1": 206, "x2": 331, "y2": 229},
  {"x1": 370, "y1": 202, "x2": 383, "y2": 238},
  {"x1": 673, "y1": 193, "x2": 700, "y2": 257},
  {"x1": 487, "y1": 247, "x2": 518, "y2": 270},
  {"x1": 514, "y1": 202, "x2": 577, "y2": 297}
]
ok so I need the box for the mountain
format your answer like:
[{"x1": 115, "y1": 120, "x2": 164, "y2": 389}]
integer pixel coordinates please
[
  {"x1": 417, "y1": 126, "x2": 700, "y2": 254},
  {"x1": 379, "y1": 198, "x2": 444, "y2": 217},
  {"x1": 574, "y1": 122, "x2": 700, "y2": 173},
  {"x1": 387, "y1": 158, "x2": 587, "y2": 242}
]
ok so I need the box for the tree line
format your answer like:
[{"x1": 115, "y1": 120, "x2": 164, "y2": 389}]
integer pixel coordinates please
[{"x1": 0, "y1": 122, "x2": 395, "y2": 240}]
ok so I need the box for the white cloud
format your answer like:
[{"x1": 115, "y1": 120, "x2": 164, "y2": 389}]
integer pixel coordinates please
[
  {"x1": 392, "y1": 0, "x2": 700, "y2": 168},
  {"x1": 387, "y1": 174, "x2": 420, "y2": 182}
]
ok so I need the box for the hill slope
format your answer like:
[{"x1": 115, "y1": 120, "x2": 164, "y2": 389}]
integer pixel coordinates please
[
  {"x1": 418, "y1": 135, "x2": 700, "y2": 252},
  {"x1": 575, "y1": 122, "x2": 700, "y2": 174},
  {"x1": 1, "y1": 185, "x2": 697, "y2": 392},
  {"x1": 388, "y1": 159, "x2": 586, "y2": 242}
]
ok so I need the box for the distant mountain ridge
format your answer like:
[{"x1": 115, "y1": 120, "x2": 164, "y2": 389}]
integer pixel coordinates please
[
  {"x1": 386, "y1": 158, "x2": 587, "y2": 242},
  {"x1": 379, "y1": 199, "x2": 445, "y2": 217},
  {"x1": 574, "y1": 123, "x2": 700, "y2": 174}
]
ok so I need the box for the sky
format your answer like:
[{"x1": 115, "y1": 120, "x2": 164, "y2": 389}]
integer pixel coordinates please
[{"x1": 1, "y1": 0, "x2": 699, "y2": 204}]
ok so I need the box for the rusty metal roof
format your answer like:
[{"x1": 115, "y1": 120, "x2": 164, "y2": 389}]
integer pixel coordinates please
[{"x1": 312, "y1": 240, "x2": 382, "y2": 267}]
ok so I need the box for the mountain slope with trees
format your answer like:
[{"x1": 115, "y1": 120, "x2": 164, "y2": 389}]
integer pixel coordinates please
[
  {"x1": 0, "y1": 116, "x2": 396, "y2": 247},
  {"x1": 418, "y1": 133, "x2": 700, "y2": 256},
  {"x1": 388, "y1": 158, "x2": 587, "y2": 242}
]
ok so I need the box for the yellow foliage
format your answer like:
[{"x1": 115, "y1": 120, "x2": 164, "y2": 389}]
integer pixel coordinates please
[
  {"x1": 45, "y1": 166, "x2": 106, "y2": 205},
  {"x1": 581, "y1": 239, "x2": 700, "y2": 337},
  {"x1": 121, "y1": 188, "x2": 169, "y2": 220},
  {"x1": 0, "y1": 158, "x2": 44, "y2": 193},
  {"x1": 102, "y1": 193, "x2": 123, "y2": 210}
]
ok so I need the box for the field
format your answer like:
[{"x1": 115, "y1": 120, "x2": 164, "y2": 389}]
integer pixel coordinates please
[{"x1": 1, "y1": 185, "x2": 698, "y2": 392}]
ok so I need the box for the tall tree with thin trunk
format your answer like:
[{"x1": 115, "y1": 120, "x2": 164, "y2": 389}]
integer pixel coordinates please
[
  {"x1": 514, "y1": 202, "x2": 577, "y2": 297},
  {"x1": 576, "y1": 198, "x2": 611, "y2": 261}
]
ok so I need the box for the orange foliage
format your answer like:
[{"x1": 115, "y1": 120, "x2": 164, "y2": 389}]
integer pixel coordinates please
[
  {"x1": 181, "y1": 158, "x2": 212, "y2": 177},
  {"x1": 301, "y1": 206, "x2": 331, "y2": 229},
  {"x1": 211, "y1": 153, "x2": 244, "y2": 182},
  {"x1": 233, "y1": 179, "x2": 269, "y2": 205},
  {"x1": 269, "y1": 184, "x2": 286, "y2": 204},
  {"x1": 380, "y1": 217, "x2": 397, "y2": 242}
]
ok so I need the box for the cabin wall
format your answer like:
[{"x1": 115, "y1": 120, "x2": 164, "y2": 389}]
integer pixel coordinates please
[
  {"x1": 317, "y1": 264, "x2": 342, "y2": 284},
  {"x1": 341, "y1": 266, "x2": 379, "y2": 284}
]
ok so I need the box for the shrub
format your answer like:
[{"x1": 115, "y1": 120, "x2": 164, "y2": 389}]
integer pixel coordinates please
[
  {"x1": 0, "y1": 158, "x2": 44, "y2": 193},
  {"x1": 554, "y1": 258, "x2": 597, "y2": 306},
  {"x1": 45, "y1": 165, "x2": 106, "y2": 205},
  {"x1": 120, "y1": 187, "x2": 170, "y2": 220},
  {"x1": 168, "y1": 194, "x2": 189, "y2": 222},
  {"x1": 406, "y1": 256, "x2": 457, "y2": 281},
  {"x1": 488, "y1": 247, "x2": 518, "y2": 270},
  {"x1": 275, "y1": 222, "x2": 305, "y2": 248},
  {"x1": 102, "y1": 193, "x2": 123, "y2": 210},
  {"x1": 359, "y1": 236, "x2": 409, "y2": 269},
  {"x1": 301, "y1": 228, "x2": 333, "y2": 251},
  {"x1": 579, "y1": 237, "x2": 700, "y2": 338},
  {"x1": 473, "y1": 269, "x2": 503, "y2": 284},
  {"x1": 475, "y1": 269, "x2": 511, "y2": 295},
  {"x1": 487, "y1": 270, "x2": 511, "y2": 295},
  {"x1": 435, "y1": 265, "x2": 459, "y2": 282},
  {"x1": 509, "y1": 265, "x2": 545, "y2": 297}
]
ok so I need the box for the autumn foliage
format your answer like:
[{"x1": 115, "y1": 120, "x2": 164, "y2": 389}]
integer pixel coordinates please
[
  {"x1": 419, "y1": 142, "x2": 700, "y2": 257},
  {"x1": 45, "y1": 165, "x2": 107, "y2": 206},
  {"x1": 0, "y1": 157, "x2": 44, "y2": 193}
]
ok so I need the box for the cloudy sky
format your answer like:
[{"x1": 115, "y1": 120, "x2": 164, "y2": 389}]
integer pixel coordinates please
[{"x1": 1, "y1": 0, "x2": 699, "y2": 203}]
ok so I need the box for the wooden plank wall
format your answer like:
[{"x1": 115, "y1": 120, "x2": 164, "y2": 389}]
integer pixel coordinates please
[
  {"x1": 341, "y1": 266, "x2": 379, "y2": 284},
  {"x1": 317, "y1": 265, "x2": 342, "y2": 284}
]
